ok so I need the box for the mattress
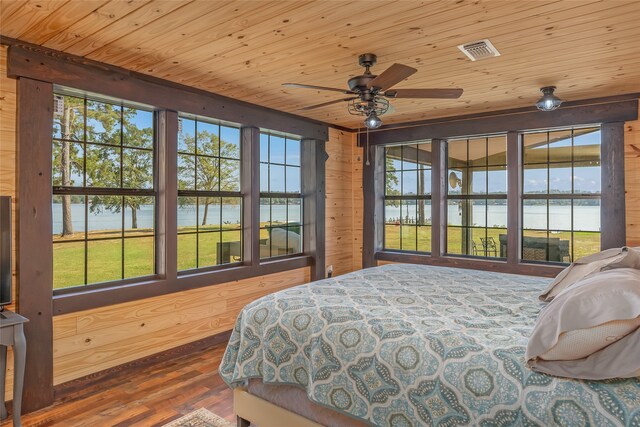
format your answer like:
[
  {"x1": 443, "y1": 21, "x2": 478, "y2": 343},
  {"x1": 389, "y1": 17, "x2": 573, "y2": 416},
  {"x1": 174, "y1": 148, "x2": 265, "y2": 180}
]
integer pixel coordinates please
[{"x1": 220, "y1": 264, "x2": 640, "y2": 426}]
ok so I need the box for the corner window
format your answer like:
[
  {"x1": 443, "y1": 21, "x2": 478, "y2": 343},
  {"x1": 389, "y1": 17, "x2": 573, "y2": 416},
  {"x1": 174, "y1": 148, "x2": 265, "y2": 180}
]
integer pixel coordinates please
[
  {"x1": 177, "y1": 116, "x2": 242, "y2": 271},
  {"x1": 52, "y1": 93, "x2": 156, "y2": 289},
  {"x1": 522, "y1": 127, "x2": 601, "y2": 263},
  {"x1": 384, "y1": 143, "x2": 432, "y2": 252},
  {"x1": 446, "y1": 136, "x2": 507, "y2": 258},
  {"x1": 259, "y1": 132, "x2": 303, "y2": 259}
]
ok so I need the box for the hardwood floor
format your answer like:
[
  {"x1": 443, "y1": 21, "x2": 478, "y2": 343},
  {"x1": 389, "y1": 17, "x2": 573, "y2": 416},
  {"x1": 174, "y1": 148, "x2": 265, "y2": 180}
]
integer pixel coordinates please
[{"x1": 2, "y1": 341, "x2": 235, "y2": 427}]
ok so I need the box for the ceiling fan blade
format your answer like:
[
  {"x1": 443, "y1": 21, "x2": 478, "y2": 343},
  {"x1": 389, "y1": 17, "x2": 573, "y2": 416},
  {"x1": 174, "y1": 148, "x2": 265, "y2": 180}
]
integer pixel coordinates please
[
  {"x1": 283, "y1": 83, "x2": 354, "y2": 94},
  {"x1": 367, "y1": 63, "x2": 417, "y2": 91},
  {"x1": 384, "y1": 88, "x2": 464, "y2": 99},
  {"x1": 299, "y1": 97, "x2": 357, "y2": 111}
]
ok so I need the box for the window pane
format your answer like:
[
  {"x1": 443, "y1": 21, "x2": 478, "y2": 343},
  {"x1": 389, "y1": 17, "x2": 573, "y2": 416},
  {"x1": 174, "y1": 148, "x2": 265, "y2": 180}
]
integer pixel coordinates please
[
  {"x1": 402, "y1": 145, "x2": 418, "y2": 170},
  {"x1": 221, "y1": 230, "x2": 242, "y2": 263},
  {"x1": 220, "y1": 126, "x2": 240, "y2": 159},
  {"x1": 123, "y1": 108, "x2": 153, "y2": 149},
  {"x1": 53, "y1": 241, "x2": 84, "y2": 289},
  {"x1": 286, "y1": 138, "x2": 301, "y2": 166},
  {"x1": 124, "y1": 197, "x2": 154, "y2": 236},
  {"x1": 200, "y1": 197, "x2": 221, "y2": 231},
  {"x1": 272, "y1": 199, "x2": 287, "y2": 225},
  {"x1": 574, "y1": 162, "x2": 601, "y2": 194},
  {"x1": 386, "y1": 171, "x2": 401, "y2": 195},
  {"x1": 447, "y1": 199, "x2": 463, "y2": 226},
  {"x1": 385, "y1": 224, "x2": 401, "y2": 250},
  {"x1": 402, "y1": 199, "x2": 416, "y2": 224},
  {"x1": 53, "y1": 195, "x2": 85, "y2": 238},
  {"x1": 523, "y1": 132, "x2": 548, "y2": 164},
  {"x1": 178, "y1": 154, "x2": 195, "y2": 190},
  {"x1": 447, "y1": 169, "x2": 464, "y2": 195},
  {"x1": 269, "y1": 165, "x2": 285, "y2": 192},
  {"x1": 286, "y1": 166, "x2": 301, "y2": 193},
  {"x1": 523, "y1": 164, "x2": 547, "y2": 194},
  {"x1": 522, "y1": 229, "x2": 549, "y2": 262},
  {"x1": 574, "y1": 199, "x2": 600, "y2": 232},
  {"x1": 86, "y1": 144, "x2": 121, "y2": 187},
  {"x1": 87, "y1": 195, "x2": 122, "y2": 240},
  {"x1": 417, "y1": 166, "x2": 431, "y2": 195},
  {"x1": 549, "y1": 164, "x2": 572, "y2": 194},
  {"x1": 196, "y1": 157, "x2": 219, "y2": 192},
  {"x1": 416, "y1": 199, "x2": 431, "y2": 225},
  {"x1": 260, "y1": 197, "x2": 271, "y2": 226},
  {"x1": 124, "y1": 236, "x2": 154, "y2": 278},
  {"x1": 470, "y1": 168, "x2": 487, "y2": 194},
  {"x1": 87, "y1": 239, "x2": 122, "y2": 283},
  {"x1": 222, "y1": 197, "x2": 241, "y2": 230},
  {"x1": 488, "y1": 200, "x2": 507, "y2": 228},
  {"x1": 573, "y1": 232, "x2": 600, "y2": 260},
  {"x1": 523, "y1": 200, "x2": 546, "y2": 230},
  {"x1": 471, "y1": 200, "x2": 487, "y2": 228},
  {"x1": 448, "y1": 139, "x2": 467, "y2": 167},
  {"x1": 178, "y1": 118, "x2": 196, "y2": 153},
  {"x1": 86, "y1": 100, "x2": 121, "y2": 145},
  {"x1": 220, "y1": 159, "x2": 241, "y2": 192},
  {"x1": 402, "y1": 225, "x2": 417, "y2": 251},
  {"x1": 468, "y1": 138, "x2": 487, "y2": 167},
  {"x1": 197, "y1": 121, "x2": 219, "y2": 156},
  {"x1": 487, "y1": 136, "x2": 507, "y2": 166},
  {"x1": 52, "y1": 141, "x2": 84, "y2": 187},
  {"x1": 53, "y1": 95, "x2": 84, "y2": 141},
  {"x1": 123, "y1": 148, "x2": 153, "y2": 189},
  {"x1": 549, "y1": 231, "x2": 572, "y2": 263},
  {"x1": 178, "y1": 195, "x2": 196, "y2": 230},
  {"x1": 447, "y1": 226, "x2": 463, "y2": 255},
  {"x1": 288, "y1": 198, "x2": 302, "y2": 224},
  {"x1": 417, "y1": 226, "x2": 431, "y2": 252},
  {"x1": 270, "y1": 136, "x2": 286, "y2": 164},
  {"x1": 260, "y1": 163, "x2": 269, "y2": 192},
  {"x1": 402, "y1": 170, "x2": 417, "y2": 195},
  {"x1": 548, "y1": 130, "x2": 572, "y2": 163},
  {"x1": 549, "y1": 199, "x2": 572, "y2": 230},
  {"x1": 487, "y1": 228, "x2": 507, "y2": 258},
  {"x1": 177, "y1": 233, "x2": 197, "y2": 271},
  {"x1": 198, "y1": 230, "x2": 220, "y2": 268},
  {"x1": 488, "y1": 167, "x2": 507, "y2": 194},
  {"x1": 260, "y1": 133, "x2": 269, "y2": 162}
]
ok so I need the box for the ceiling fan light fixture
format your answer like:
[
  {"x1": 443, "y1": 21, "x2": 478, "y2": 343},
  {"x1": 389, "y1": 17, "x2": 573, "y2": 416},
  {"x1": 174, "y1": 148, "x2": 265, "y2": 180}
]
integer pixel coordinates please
[
  {"x1": 536, "y1": 86, "x2": 563, "y2": 111},
  {"x1": 364, "y1": 111, "x2": 382, "y2": 129}
]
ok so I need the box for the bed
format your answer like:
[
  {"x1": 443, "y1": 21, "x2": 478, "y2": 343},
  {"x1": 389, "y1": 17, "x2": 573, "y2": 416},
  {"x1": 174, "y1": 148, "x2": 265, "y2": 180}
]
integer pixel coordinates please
[{"x1": 220, "y1": 264, "x2": 640, "y2": 426}]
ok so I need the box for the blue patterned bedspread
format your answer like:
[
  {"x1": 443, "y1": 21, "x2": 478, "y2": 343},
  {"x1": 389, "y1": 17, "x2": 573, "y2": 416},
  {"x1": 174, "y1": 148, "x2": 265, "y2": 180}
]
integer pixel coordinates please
[{"x1": 220, "y1": 264, "x2": 640, "y2": 426}]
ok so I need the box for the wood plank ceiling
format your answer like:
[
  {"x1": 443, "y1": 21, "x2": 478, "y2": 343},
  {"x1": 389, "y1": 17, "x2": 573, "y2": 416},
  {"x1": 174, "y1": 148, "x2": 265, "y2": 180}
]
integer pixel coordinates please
[{"x1": 1, "y1": 0, "x2": 640, "y2": 128}]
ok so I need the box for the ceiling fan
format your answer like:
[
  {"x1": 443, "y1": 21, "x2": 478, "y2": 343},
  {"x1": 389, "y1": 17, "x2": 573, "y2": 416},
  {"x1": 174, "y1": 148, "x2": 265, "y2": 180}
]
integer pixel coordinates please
[{"x1": 283, "y1": 53, "x2": 463, "y2": 129}]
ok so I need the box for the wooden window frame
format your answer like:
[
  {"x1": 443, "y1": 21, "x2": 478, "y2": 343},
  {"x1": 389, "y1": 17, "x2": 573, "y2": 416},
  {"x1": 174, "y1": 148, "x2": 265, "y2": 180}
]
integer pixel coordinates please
[
  {"x1": 9, "y1": 42, "x2": 327, "y2": 411},
  {"x1": 363, "y1": 96, "x2": 637, "y2": 277}
]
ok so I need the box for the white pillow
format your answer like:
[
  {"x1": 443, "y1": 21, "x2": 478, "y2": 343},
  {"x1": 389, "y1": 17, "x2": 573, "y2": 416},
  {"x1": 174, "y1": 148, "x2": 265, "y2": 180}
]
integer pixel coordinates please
[
  {"x1": 539, "y1": 247, "x2": 640, "y2": 302},
  {"x1": 527, "y1": 268, "x2": 640, "y2": 379}
]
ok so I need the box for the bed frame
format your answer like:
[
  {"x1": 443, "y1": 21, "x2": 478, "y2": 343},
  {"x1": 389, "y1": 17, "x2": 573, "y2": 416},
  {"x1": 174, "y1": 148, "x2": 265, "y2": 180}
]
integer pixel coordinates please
[{"x1": 234, "y1": 387, "x2": 322, "y2": 427}]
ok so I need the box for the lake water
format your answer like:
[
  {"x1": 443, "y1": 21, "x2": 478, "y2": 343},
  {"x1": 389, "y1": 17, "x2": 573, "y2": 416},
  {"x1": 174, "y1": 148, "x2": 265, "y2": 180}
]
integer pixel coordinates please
[{"x1": 52, "y1": 203, "x2": 600, "y2": 234}]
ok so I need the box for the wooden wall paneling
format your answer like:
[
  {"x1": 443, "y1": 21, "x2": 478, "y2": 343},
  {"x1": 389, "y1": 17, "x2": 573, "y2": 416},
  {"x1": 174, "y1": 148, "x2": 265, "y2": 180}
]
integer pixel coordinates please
[
  {"x1": 16, "y1": 76, "x2": 54, "y2": 411},
  {"x1": 362, "y1": 143, "x2": 384, "y2": 268},
  {"x1": 52, "y1": 268, "x2": 309, "y2": 385},
  {"x1": 325, "y1": 128, "x2": 354, "y2": 276},
  {"x1": 624, "y1": 109, "x2": 640, "y2": 246},
  {"x1": 601, "y1": 122, "x2": 627, "y2": 249}
]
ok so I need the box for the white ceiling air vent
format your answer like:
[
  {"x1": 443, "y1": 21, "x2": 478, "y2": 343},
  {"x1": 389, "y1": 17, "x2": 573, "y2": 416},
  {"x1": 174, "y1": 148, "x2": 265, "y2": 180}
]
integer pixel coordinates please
[{"x1": 457, "y1": 39, "x2": 501, "y2": 61}]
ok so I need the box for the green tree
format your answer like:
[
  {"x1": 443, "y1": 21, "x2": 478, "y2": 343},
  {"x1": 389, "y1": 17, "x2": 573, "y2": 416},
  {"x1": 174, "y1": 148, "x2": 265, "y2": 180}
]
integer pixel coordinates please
[{"x1": 178, "y1": 130, "x2": 239, "y2": 226}]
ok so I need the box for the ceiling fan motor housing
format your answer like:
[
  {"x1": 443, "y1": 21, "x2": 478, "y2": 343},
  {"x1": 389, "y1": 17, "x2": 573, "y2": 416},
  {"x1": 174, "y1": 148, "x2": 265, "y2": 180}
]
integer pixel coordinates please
[{"x1": 358, "y1": 53, "x2": 377, "y2": 68}]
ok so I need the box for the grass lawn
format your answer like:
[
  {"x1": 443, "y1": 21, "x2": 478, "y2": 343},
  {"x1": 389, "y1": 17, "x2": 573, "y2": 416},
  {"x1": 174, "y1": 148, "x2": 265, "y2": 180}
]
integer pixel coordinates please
[
  {"x1": 53, "y1": 222, "x2": 290, "y2": 289},
  {"x1": 384, "y1": 224, "x2": 600, "y2": 261}
]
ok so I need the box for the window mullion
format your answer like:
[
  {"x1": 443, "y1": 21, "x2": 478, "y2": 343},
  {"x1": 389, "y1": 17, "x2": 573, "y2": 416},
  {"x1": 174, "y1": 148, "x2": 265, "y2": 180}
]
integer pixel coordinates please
[{"x1": 506, "y1": 131, "x2": 520, "y2": 266}]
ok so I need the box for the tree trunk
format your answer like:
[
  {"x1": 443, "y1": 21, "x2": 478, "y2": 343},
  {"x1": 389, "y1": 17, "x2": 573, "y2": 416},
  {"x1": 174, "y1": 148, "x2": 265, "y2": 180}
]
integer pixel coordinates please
[
  {"x1": 201, "y1": 202, "x2": 209, "y2": 226},
  {"x1": 61, "y1": 106, "x2": 73, "y2": 236},
  {"x1": 131, "y1": 206, "x2": 138, "y2": 229}
]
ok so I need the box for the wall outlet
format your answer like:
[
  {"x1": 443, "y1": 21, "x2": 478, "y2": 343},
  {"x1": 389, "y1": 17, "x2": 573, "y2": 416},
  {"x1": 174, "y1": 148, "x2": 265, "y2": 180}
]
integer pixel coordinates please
[{"x1": 327, "y1": 265, "x2": 334, "y2": 278}]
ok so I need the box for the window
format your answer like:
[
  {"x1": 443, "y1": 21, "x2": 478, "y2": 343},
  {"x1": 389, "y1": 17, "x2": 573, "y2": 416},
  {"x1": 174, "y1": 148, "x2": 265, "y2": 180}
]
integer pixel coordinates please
[
  {"x1": 522, "y1": 127, "x2": 601, "y2": 263},
  {"x1": 259, "y1": 132, "x2": 302, "y2": 259},
  {"x1": 446, "y1": 136, "x2": 508, "y2": 258},
  {"x1": 384, "y1": 143, "x2": 432, "y2": 252},
  {"x1": 52, "y1": 93, "x2": 156, "y2": 289},
  {"x1": 177, "y1": 117, "x2": 242, "y2": 271}
]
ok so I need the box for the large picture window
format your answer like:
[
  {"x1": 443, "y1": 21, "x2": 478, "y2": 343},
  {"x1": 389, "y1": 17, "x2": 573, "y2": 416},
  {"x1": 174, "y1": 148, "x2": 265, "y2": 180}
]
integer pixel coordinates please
[
  {"x1": 446, "y1": 136, "x2": 507, "y2": 258},
  {"x1": 177, "y1": 116, "x2": 242, "y2": 271},
  {"x1": 259, "y1": 132, "x2": 303, "y2": 259},
  {"x1": 384, "y1": 143, "x2": 432, "y2": 252},
  {"x1": 522, "y1": 127, "x2": 601, "y2": 263},
  {"x1": 52, "y1": 93, "x2": 156, "y2": 289}
]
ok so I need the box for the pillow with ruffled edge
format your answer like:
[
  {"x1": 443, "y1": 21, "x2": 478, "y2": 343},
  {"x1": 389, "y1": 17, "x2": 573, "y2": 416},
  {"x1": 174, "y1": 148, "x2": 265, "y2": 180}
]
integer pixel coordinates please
[
  {"x1": 527, "y1": 268, "x2": 640, "y2": 380},
  {"x1": 538, "y1": 246, "x2": 640, "y2": 302}
]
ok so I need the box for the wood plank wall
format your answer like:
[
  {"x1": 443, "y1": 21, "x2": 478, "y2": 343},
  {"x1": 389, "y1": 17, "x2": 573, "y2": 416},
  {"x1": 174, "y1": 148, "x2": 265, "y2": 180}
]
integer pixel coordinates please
[{"x1": 625, "y1": 111, "x2": 640, "y2": 246}]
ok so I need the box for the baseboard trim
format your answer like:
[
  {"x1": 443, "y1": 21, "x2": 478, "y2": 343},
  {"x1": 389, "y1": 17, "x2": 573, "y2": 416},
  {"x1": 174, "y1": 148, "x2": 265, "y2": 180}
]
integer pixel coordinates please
[{"x1": 53, "y1": 330, "x2": 232, "y2": 401}]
